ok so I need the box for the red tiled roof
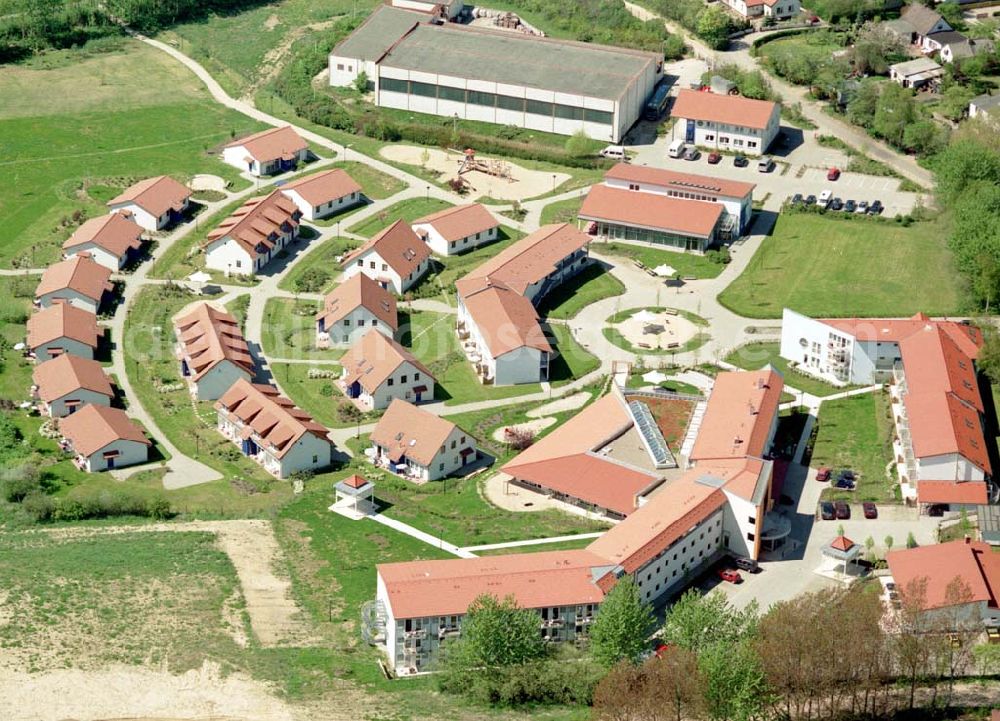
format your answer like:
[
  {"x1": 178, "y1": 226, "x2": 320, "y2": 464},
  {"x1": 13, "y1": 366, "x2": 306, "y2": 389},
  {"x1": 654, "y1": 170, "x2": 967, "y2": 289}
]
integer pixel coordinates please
[
  {"x1": 317, "y1": 273, "x2": 398, "y2": 331},
  {"x1": 689, "y1": 368, "x2": 784, "y2": 462},
  {"x1": 377, "y1": 549, "x2": 608, "y2": 619},
  {"x1": 899, "y1": 325, "x2": 982, "y2": 412},
  {"x1": 904, "y1": 392, "x2": 991, "y2": 475},
  {"x1": 339, "y1": 329, "x2": 433, "y2": 393},
  {"x1": 820, "y1": 314, "x2": 982, "y2": 359},
  {"x1": 26, "y1": 304, "x2": 100, "y2": 350},
  {"x1": 830, "y1": 535, "x2": 856, "y2": 552},
  {"x1": 671, "y1": 88, "x2": 779, "y2": 130},
  {"x1": 224, "y1": 126, "x2": 308, "y2": 163},
  {"x1": 107, "y1": 176, "x2": 191, "y2": 217},
  {"x1": 604, "y1": 163, "x2": 756, "y2": 199},
  {"x1": 412, "y1": 203, "x2": 498, "y2": 242},
  {"x1": 460, "y1": 282, "x2": 551, "y2": 358},
  {"x1": 916, "y1": 480, "x2": 989, "y2": 505},
  {"x1": 59, "y1": 405, "x2": 149, "y2": 456},
  {"x1": 341, "y1": 220, "x2": 431, "y2": 279},
  {"x1": 370, "y1": 399, "x2": 461, "y2": 467},
  {"x1": 342, "y1": 473, "x2": 370, "y2": 489},
  {"x1": 63, "y1": 213, "x2": 143, "y2": 257},
  {"x1": 32, "y1": 354, "x2": 113, "y2": 402},
  {"x1": 204, "y1": 190, "x2": 301, "y2": 259},
  {"x1": 579, "y1": 184, "x2": 724, "y2": 239},
  {"x1": 215, "y1": 379, "x2": 329, "y2": 458},
  {"x1": 35, "y1": 256, "x2": 113, "y2": 303},
  {"x1": 174, "y1": 302, "x2": 254, "y2": 382},
  {"x1": 281, "y1": 168, "x2": 362, "y2": 206},
  {"x1": 887, "y1": 540, "x2": 998, "y2": 610}
]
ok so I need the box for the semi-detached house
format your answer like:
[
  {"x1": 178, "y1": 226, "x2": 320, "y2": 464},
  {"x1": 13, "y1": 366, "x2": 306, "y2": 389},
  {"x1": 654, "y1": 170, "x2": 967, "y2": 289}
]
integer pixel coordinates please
[
  {"x1": 34, "y1": 255, "x2": 114, "y2": 315},
  {"x1": 339, "y1": 328, "x2": 435, "y2": 410},
  {"x1": 369, "y1": 399, "x2": 477, "y2": 481},
  {"x1": 671, "y1": 89, "x2": 781, "y2": 156},
  {"x1": 106, "y1": 175, "x2": 192, "y2": 231},
  {"x1": 720, "y1": 0, "x2": 801, "y2": 22},
  {"x1": 203, "y1": 190, "x2": 302, "y2": 275},
  {"x1": 173, "y1": 302, "x2": 255, "y2": 401},
  {"x1": 26, "y1": 303, "x2": 101, "y2": 362},
  {"x1": 316, "y1": 273, "x2": 398, "y2": 347},
  {"x1": 341, "y1": 220, "x2": 432, "y2": 295}
]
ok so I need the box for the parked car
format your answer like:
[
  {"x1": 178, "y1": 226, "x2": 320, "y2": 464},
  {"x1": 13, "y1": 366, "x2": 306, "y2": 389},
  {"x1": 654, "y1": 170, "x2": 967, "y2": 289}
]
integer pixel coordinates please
[
  {"x1": 820, "y1": 501, "x2": 836, "y2": 520},
  {"x1": 758, "y1": 156, "x2": 774, "y2": 173},
  {"x1": 734, "y1": 154, "x2": 749, "y2": 167},
  {"x1": 805, "y1": 194, "x2": 817, "y2": 206},
  {"x1": 869, "y1": 200, "x2": 884, "y2": 215},
  {"x1": 791, "y1": 193, "x2": 804, "y2": 205},
  {"x1": 818, "y1": 189, "x2": 833, "y2": 207},
  {"x1": 834, "y1": 501, "x2": 851, "y2": 520},
  {"x1": 856, "y1": 200, "x2": 869, "y2": 214},
  {"x1": 838, "y1": 470, "x2": 856, "y2": 483},
  {"x1": 732, "y1": 556, "x2": 760, "y2": 573},
  {"x1": 834, "y1": 477, "x2": 855, "y2": 490},
  {"x1": 599, "y1": 145, "x2": 628, "y2": 161},
  {"x1": 829, "y1": 197, "x2": 844, "y2": 211},
  {"x1": 684, "y1": 147, "x2": 700, "y2": 161},
  {"x1": 707, "y1": 151, "x2": 722, "y2": 164},
  {"x1": 718, "y1": 568, "x2": 743, "y2": 584},
  {"x1": 844, "y1": 199, "x2": 857, "y2": 213},
  {"x1": 827, "y1": 167, "x2": 841, "y2": 181},
  {"x1": 928, "y1": 504, "x2": 947, "y2": 517},
  {"x1": 863, "y1": 502, "x2": 878, "y2": 519},
  {"x1": 816, "y1": 467, "x2": 832, "y2": 482}
]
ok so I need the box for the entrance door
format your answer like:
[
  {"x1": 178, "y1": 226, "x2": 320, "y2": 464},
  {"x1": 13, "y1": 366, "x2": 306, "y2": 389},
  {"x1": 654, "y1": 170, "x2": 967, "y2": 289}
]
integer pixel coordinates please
[{"x1": 106, "y1": 456, "x2": 115, "y2": 470}]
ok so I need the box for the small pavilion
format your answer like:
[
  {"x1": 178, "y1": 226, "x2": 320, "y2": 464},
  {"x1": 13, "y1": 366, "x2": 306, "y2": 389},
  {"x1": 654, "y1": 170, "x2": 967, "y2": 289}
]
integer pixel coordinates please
[
  {"x1": 331, "y1": 474, "x2": 376, "y2": 519},
  {"x1": 822, "y1": 534, "x2": 862, "y2": 576}
]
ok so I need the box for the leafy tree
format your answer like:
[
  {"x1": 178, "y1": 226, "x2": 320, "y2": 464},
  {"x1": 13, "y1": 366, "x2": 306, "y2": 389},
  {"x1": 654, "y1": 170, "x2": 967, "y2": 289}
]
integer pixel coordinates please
[
  {"x1": 884, "y1": 534, "x2": 894, "y2": 553},
  {"x1": 852, "y1": 22, "x2": 906, "y2": 75},
  {"x1": 445, "y1": 594, "x2": 545, "y2": 669},
  {"x1": 564, "y1": 129, "x2": 594, "y2": 159},
  {"x1": 293, "y1": 266, "x2": 331, "y2": 293},
  {"x1": 905, "y1": 531, "x2": 918, "y2": 549},
  {"x1": 589, "y1": 575, "x2": 655, "y2": 668},
  {"x1": 353, "y1": 70, "x2": 369, "y2": 93},
  {"x1": 933, "y1": 138, "x2": 1000, "y2": 205},
  {"x1": 938, "y1": 84, "x2": 976, "y2": 122},
  {"x1": 662, "y1": 590, "x2": 759, "y2": 653},
  {"x1": 937, "y1": 2, "x2": 967, "y2": 31},
  {"x1": 903, "y1": 119, "x2": 946, "y2": 155},
  {"x1": 847, "y1": 81, "x2": 880, "y2": 128},
  {"x1": 696, "y1": 5, "x2": 733, "y2": 51},
  {"x1": 699, "y1": 640, "x2": 771, "y2": 721},
  {"x1": 872, "y1": 82, "x2": 916, "y2": 148}
]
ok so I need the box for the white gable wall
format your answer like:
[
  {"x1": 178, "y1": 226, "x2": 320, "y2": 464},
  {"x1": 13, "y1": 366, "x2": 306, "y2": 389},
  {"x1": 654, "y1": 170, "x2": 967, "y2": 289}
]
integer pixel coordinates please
[
  {"x1": 282, "y1": 187, "x2": 362, "y2": 221},
  {"x1": 64, "y1": 243, "x2": 125, "y2": 271},
  {"x1": 33, "y1": 337, "x2": 96, "y2": 362},
  {"x1": 37, "y1": 290, "x2": 101, "y2": 315},
  {"x1": 318, "y1": 306, "x2": 395, "y2": 346},
  {"x1": 412, "y1": 221, "x2": 498, "y2": 256},
  {"x1": 81, "y1": 439, "x2": 148, "y2": 472},
  {"x1": 44, "y1": 388, "x2": 111, "y2": 418},
  {"x1": 191, "y1": 361, "x2": 253, "y2": 401}
]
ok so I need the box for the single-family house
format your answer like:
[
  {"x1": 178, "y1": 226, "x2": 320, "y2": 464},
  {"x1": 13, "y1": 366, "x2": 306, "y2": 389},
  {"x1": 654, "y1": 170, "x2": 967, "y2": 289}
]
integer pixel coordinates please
[
  {"x1": 203, "y1": 190, "x2": 302, "y2": 275},
  {"x1": 58, "y1": 404, "x2": 150, "y2": 472},
  {"x1": 32, "y1": 354, "x2": 113, "y2": 418},
  {"x1": 969, "y1": 93, "x2": 1000, "y2": 124},
  {"x1": 26, "y1": 303, "x2": 101, "y2": 362},
  {"x1": 62, "y1": 213, "x2": 144, "y2": 271},
  {"x1": 316, "y1": 273, "x2": 398, "y2": 347},
  {"x1": 889, "y1": 57, "x2": 944, "y2": 89},
  {"x1": 369, "y1": 399, "x2": 478, "y2": 481},
  {"x1": 339, "y1": 329, "x2": 435, "y2": 410},
  {"x1": 34, "y1": 256, "x2": 114, "y2": 314},
  {"x1": 720, "y1": 0, "x2": 801, "y2": 22},
  {"x1": 221, "y1": 126, "x2": 309, "y2": 177},
  {"x1": 215, "y1": 378, "x2": 333, "y2": 479},
  {"x1": 671, "y1": 88, "x2": 781, "y2": 156},
  {"x1": 341, "y1": 219, "x2": 432, "y2": 294},
  {"x1": 279, "y1": 168, "x2": 363, "y2": 221},
  {"x1": 173, "y1": 303, "x2": 255, "y2": 400},
  {"x1": 454, "y1": 223, "x2": 590, "y2": 385},
  {"x1": 896, "y1": 4, "x2": 954, "y2": 51},
  {"x1": 106, "y1": 175, "x2": 192, "y2": 231},
  {"x1": 942, "y1": 36, "x2": 995, "y2": 63},
  {"x1": 411, "y1": 203, "x2": 499, "y2": 256}
]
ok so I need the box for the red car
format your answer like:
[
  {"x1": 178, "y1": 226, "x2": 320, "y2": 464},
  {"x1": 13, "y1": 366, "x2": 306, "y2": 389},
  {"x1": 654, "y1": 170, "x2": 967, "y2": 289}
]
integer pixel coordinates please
[
  {"x1": 718, "y1": 569, "x2": 743, "y2": 584},
  {"x1": 863, "y1": 502, "x2": 878, "y2": 519},
  {"x1": 816, "y1": 467, "x2": 832, "y2": 482},
  {"x1": 827, "y1": 167, "x2": 841, "y2": 181},
  {"x1": 707, "y1": 152, "x2": 722, "y2": 164}
]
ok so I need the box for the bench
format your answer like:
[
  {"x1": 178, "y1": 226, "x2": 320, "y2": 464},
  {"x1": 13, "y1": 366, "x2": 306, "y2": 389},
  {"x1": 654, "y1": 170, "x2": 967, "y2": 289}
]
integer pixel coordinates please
[
  {"x1": 663, "y1": 308, "x2": 678, "y2": 316},
  {"x1": 666, "y1": 342, "x2": 680, "y2": 349}
]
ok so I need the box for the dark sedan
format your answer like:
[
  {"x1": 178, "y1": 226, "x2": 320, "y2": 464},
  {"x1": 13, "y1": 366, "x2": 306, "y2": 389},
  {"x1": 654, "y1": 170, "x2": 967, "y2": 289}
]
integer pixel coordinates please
[
  {"x1": 834, "y1": 501, "x2": 851, "y2": 520},
  {"x1": 863, "y1": 502, "x2": 878, "y2": 519},
  {"x1": 820, "y1": 502, "x2": 836, "y2": 520}
]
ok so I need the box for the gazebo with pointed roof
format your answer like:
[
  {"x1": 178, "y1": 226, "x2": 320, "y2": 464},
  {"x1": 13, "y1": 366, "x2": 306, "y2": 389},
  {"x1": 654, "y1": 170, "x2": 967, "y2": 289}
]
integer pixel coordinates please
[
  {"x1": 333, "y1": 474, "x2": 376, "y2": 518},
  {"x1": 822, "y1": 534, "x2": 862, "y2": 575}
]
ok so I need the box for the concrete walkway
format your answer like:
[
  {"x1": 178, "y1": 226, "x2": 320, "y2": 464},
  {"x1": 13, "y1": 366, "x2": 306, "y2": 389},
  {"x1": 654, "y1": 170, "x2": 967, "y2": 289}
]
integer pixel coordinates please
[
  {"x1": 368, "y1": 512, "x2": 476, "y2": 558},
  {"x1": 461, "y1": 532, "x2": 605, "y2": 553}
]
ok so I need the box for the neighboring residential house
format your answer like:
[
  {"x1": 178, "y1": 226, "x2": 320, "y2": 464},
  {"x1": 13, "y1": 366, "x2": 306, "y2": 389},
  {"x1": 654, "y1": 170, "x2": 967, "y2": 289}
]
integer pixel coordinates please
[
  {"x1": 221, "y1": 126, "x2": 309, "y2": 177},
  {"x1": 969, "y1": 93, "x2": 1000, "y2": 124},
  {"x1": 203, "y1": 190, "x2": 302, "y2": 275},
  {"x1": 889, "y1": 57, "x2": 944, "y2": 89},
  {"x1": 411, "y1": 203, "x2": 499, "y2": 256},
  {"x1": 59, "y1": 405, "x2": 150, "y2": 472},
  {"x1": 26, "y1": 303, "x2": 101, "y2": 362},
  {"x1": 339, "y1": 329, "x2": 435, "y2": 410},
  {"x1": 454, "y1": 223, "x2": 590, "y2": 385},
  {"x1": 316, "y1": 273, "x2": 398, "y2": 347},
  {"x1": 215, "y1": 379, "x2": 333, "y2": 479},
  {"x1": 173, "y1": 303, "x2": 255, "y2": 400},
  {"x1": 779, "y1": 309, "x2": 994, "y2": 508},
  {"x1": 369, "y1": 399, "x2": 478, "y2": 481},
  {"x1": 106, "y1": 175, "x2": 192, "y2": 231},
  {"x1": 942, "y1": 36, "x2": 996, "y2": 63},
  {"x1": 897, "y1": 4, "x2": 954, "y2": 52},
  {"x1": 62, "y1": 213, "x2": 143, "y2": 271},
  {"x1": 279, "y1": 168, "x2": 363, "y2": 221},
  {"x1": 32, "y1": 354, "x2": 113, "y2": 418},
  {"x1": 886, "y1": 538, "x2": 1000, "y2": 630},
  {"x1": 341, "y1": 220, "x2": 432, "y2": 294},
  {"x1": 671, "y1": 88, "x2": 781, "y2": 156},
  {"x1": 369, "y1": 369, "x2": 785, "y2": 675},
  {"x1": 720, "y1": 0, "x2": 800, "y2": 22},
  {"x1": 34, "y1": 255, "x2": 113, "y2": 314}
]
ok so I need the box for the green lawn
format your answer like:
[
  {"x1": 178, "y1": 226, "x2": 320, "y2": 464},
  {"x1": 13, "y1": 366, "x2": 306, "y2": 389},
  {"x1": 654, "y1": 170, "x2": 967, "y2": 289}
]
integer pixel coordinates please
[
  {"x1": 0, "y1": 275, "x2": 38, "y2": 402},
  {"x1": 811, "y1": 391, "x2": 897, "y2": 503},
  {"x1": 225, "y1": 294, "x2": 250, "y2": 330},
  {"x1": 261, "y1": 298, "x2": 345, "y2": 362},
  {"x1": 277, "y1": 235, "x2": 360, "y2": 293},
  {"x1": 718, "y1": 213, "x2": 963, "y2": 319},
  {"x1": 431, "y1": 225, "x2": 524, "y2": 294},
  {"x1": 270, "y1": 361, "x2": 350, "y2": 428},
  {"x1": 724, "y1": 342, "x2": 860, "y2": 398},
  {"x1": 540, "y1": 196, "x2": 585, "y2": 226},
  {"x1": 326, "y1": 160, "x2": 405, "y2": 201},
  {"x1": 548, "y1": 323, "x2": 602, "y2": 382},
  {"x1": 536, "y1": 263, "x2": 626, "y2": 320},
  {"x1": 0, "y1": 41, "x2": 259, "y2": 270},
  {"x1": 346, "y1": 197, "x2": 453, "y2": 237},
  {"x1": 594, "y1": 242, "x2": 726, "y2": 279}
]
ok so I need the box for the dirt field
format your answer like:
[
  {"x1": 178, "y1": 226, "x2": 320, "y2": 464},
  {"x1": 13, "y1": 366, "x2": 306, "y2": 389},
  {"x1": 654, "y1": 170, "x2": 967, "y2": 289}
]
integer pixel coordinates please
[{"x1": 379, "y1": 145, "x2": 570, "y2": 201}]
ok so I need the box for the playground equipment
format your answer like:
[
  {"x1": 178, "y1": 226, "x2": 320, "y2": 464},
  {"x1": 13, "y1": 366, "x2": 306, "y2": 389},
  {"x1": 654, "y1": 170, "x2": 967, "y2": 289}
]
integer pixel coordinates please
[{"x1": 455, "y1": 148, "x2": 514, "y2": 183}]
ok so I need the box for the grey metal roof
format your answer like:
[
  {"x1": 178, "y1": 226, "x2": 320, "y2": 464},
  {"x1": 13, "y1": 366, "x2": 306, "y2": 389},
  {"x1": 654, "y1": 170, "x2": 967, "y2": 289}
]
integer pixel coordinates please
[
  {"x1": 331, "y1": 5, "x2": 425, "y2": 62},
  {"x1": 379, "y1": 23, "x2": 658, "y2": 101},
  {"x1": 974, "y1": 93, "x2": 1000, "y2": 111},
  {"x1": 979, "y1": 504, "x2": 1000, "y2": 544}
]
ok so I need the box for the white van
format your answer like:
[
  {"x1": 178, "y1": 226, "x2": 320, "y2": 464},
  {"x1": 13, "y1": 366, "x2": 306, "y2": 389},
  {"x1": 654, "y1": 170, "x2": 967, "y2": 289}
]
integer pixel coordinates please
[
  {"x1": 600, "y1": 145, "x2": 628, "y2": 162},
  {"x1": 668, "y1": 139, "x2": 686, "y2": 158},
  {"x1": 818, "y1": 189, "x2": 833, "y2": 207}
]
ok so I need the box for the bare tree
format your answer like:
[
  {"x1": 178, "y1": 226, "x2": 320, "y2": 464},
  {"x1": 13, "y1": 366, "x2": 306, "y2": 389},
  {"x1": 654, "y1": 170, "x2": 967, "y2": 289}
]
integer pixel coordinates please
[
  {"x1": 891, "y1": 577, "x2": 936, "y2": 710},
  {"x1": 644, "y1": 648, "x2": 705, "y2": 721},
  {"x1": 592, "y1": 661, "x2": 649, "y2": 721}
]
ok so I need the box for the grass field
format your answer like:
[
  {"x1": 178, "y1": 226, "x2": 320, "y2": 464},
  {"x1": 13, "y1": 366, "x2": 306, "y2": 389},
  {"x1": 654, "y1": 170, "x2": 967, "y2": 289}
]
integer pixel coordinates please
[
  {"x1": 536, "y1": 264, "x2": 626, "y2": 320},
  {"x1": 277, "y1": 235, "x2": 359, "y2": 293},
  {"x1": 724, "y1": 342, "x2": 860, "y2": 398},
  {"x1": 595, "y1": 241, "x2": 726, "y2": 280},
  {"x1": 261, "y1": 298, "x2": 345, "y2": 361},
  {"x1": 540, "y1": 196, "x2": 585, "y2": 226},
  {"x1": 0, "y1": 41, "x2": 261, "y2": 270},
  {"x1": 346, "y1": 197, "x2": 452, "y2": 237},
  {"x1": 718, "y1": 214, "x2": 963, "y2": 318},
  {"x1": 431, "y1": 226, "x2": 524, "y2": 293},
  {"x1": 811, "y1": 391, "x2": 897, "y2": 503}
]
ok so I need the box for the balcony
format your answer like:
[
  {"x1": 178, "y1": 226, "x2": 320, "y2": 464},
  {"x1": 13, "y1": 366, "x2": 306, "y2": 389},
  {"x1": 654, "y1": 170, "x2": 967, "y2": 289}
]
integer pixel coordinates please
[
  {"x1": 438, "y1": 627, "x2": 460, "y2": 640},
  {"x1": 541, "y1": 618, "x2": 564, "y2": 629},
  {"x1": 404, "y1": 628, "x2": 427, "y2": 640}
]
